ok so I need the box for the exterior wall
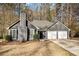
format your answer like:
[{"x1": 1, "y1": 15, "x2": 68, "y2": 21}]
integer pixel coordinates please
[
  {"x1": 47, "y1": 21, "x2": 70, "y2": 39},
  {"x1": 8, "y1": 12, "x2": 37, "y2": 41},
  {"x1": 48, "y1": 21, "x2": 69, "y2": 31},
  {"x1": 9, "y1": 22, "x2": 19, "y2": 40},
  {"x1": 45, "y1": 31, "x2": 48, "y2": 39},
  {"x1": 28, "y1": 21, "x2": 37, "y2": 40},
  {"x1": 67, "y1": 30, "x2": 70, "y2": 39}
]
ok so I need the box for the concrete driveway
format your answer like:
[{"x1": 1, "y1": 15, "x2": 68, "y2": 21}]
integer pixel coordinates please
[
  {"x1": 0, "y1": 40, "x2": 74, "y2": 56},
  {"x1": 51, "y1": 39, "x2": 79, "y2": 56}
]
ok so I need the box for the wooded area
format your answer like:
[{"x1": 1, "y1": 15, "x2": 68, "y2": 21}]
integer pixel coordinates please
[{"x1": 0, "y1": 3, "x2": 79, "y2": 38}]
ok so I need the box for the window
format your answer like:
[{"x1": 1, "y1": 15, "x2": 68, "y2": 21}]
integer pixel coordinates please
[
  {"x1": 30, "y1": 29, "x2": 34, "y2": 39},
  {"x1": 10, "y1": 29, "x2": 18, "y2": 40}
]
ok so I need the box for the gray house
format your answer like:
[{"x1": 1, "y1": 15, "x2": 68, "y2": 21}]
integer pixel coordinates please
[{"x1": 7, "y1": 12, "x2": 70, "y2": 41}]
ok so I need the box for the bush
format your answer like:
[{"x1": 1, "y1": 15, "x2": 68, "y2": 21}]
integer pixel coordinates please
[
  {"x1": 33, "y1": 33, "x2": 39, "y2": 40},
  {"x1": 74, "y1": 32, "x2": 79, "y2": 37},
  {"x1": 0, "y1": 36, "x2": 3, "y2": 39},
  {"x1": 4, "y1": 35, "x2": 12, "y2": 41}
]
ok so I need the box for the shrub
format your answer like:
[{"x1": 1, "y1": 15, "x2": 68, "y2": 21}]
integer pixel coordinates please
[
  {"x1": 4, "y1": 35, "x2": 12, "y2": 41},
  {"x1": 74, "y1": 32, "x2": 79, "y2": 37},
  {"x1": 33, "y1": 33, "x2": 39, "y2": 40},
  {"x1": 0, "y1": 35, "x2": 3, "y2": 39}
]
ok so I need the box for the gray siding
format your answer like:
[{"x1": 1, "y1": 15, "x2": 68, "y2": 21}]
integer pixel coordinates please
[
  {"x1": 9, "y1": 22, "x2": 19, "y2": 40},
  {"x1": 48, "y1": 21, "x2": 69, "y2": 31},
  {"x1": 9, "y1": 16, "x2": 37, "y2": 41},
  {"x1": 8, "y1": 12, "x2": 70, "y2": 40},
  {"x1": 28, "y1": 22, "x2": 37, "y2": 40}
]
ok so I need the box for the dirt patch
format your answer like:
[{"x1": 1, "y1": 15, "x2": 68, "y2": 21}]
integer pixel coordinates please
[{"x1": 0, "y1": 40, "x2": 75, "y2": 56}]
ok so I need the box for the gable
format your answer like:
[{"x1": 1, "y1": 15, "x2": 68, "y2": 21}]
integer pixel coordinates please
[
  {"x1": 8, "y1": 20, "x2": 20, "y2": 29},
  {"x1": 8, "y1": 20, "x2": 37, "y2": 30},
  {"x1": 48, "y1": 21, "x2": 70, "y2": 31}
]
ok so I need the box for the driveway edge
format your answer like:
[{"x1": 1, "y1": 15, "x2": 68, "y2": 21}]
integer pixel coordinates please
[{"x1": 49, "y1": 40, "x2": 77, "y2": 56}]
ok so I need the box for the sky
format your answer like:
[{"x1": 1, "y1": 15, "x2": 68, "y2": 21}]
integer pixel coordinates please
[
  {"x1": 26, "y1": 3, "x2": 55, "y2": 11},
  {"x1": 26, "y1": 3, "x2": 41, "y2": 11}
]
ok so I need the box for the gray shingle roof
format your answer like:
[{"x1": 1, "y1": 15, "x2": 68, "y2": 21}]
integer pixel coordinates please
[
  {"x1": 8, "y1": 19, "x2": 70, "y2": 31},
  {"x1": 30, "y1": 20, "x2": 54, "y2": 31}
]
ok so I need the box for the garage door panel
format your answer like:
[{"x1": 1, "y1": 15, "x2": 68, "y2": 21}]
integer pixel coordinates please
[
  {"x1": 48, "y1": 31, "x2": 57, "y2": 39},
  {"x1": 58, "y1": 31, "x2": 67, "y2": 39}
]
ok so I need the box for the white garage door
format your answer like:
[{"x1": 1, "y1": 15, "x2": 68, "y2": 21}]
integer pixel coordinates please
[
  {"x1": 47, "y1": 31, "x2": 57, "y2": 39},
  {"x1": 47, "y1": 31, "x2": 67, "y2": 39},
  {"x1": 58, "y1": 31, "x2": 67, "y2": 39}
]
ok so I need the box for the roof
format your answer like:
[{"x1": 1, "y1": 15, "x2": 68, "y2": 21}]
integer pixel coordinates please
[
  {"x1": 7, "y1": 20, "x2": 20, "y2": 29},
  {"x1": 7, "y1": 18, "x2": 70, "y2": 31},
  {"x1": 30, "y1": 20, "x2": 54, "y2": 31},
  {"x1": 7, "y1": 20, "x2": 37, "y2": 29}
]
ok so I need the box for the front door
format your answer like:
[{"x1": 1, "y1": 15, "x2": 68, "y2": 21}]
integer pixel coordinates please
[{"x1": 38, "y1": 31, "x2": 46, "y2": 39}]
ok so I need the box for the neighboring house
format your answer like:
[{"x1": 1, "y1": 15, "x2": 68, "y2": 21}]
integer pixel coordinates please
[{"x1": 7, "y1": 11, "x2": 70, "y2": 41}]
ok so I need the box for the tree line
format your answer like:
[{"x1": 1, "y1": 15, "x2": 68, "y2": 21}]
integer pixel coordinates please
[{"x1": 0, "y1": 3, "x2": 79, "y2": 38}]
